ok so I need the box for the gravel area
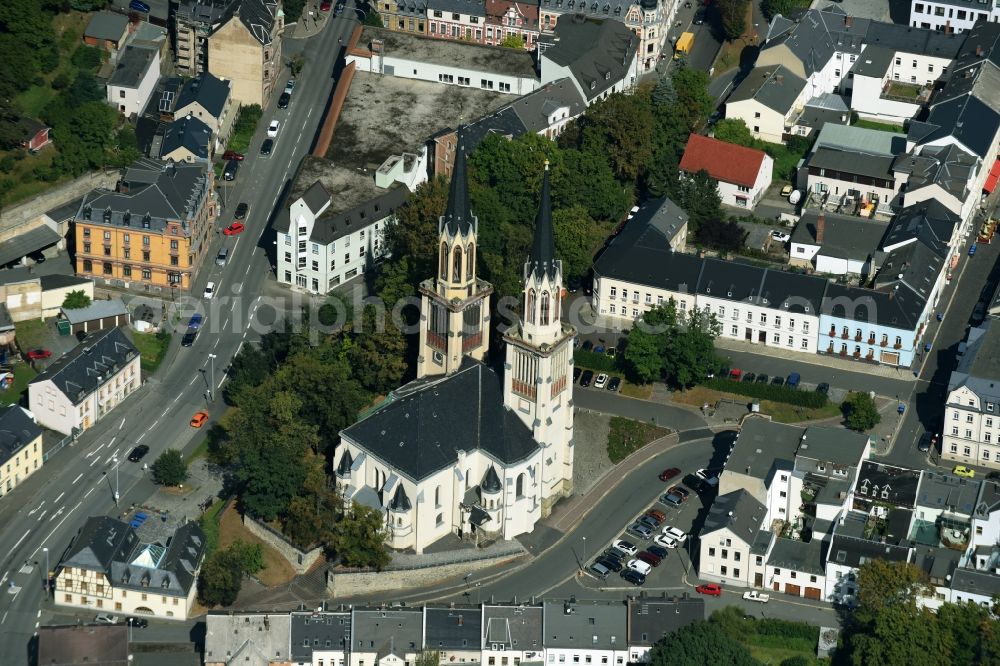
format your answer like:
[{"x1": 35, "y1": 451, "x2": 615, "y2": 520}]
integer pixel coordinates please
[{"x1": 572, "y1": 410, "x2": 612, "y2": 494}]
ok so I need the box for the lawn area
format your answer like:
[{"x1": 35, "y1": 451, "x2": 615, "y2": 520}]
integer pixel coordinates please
[
  {"x1": 618, "y1": 381, "x2": 653, "y2": 400},
  {"x1": 607, "y1": 416, "x2": 670, "y2": 463},
  {"x1": 130, "y1": 331, "x2": 171, "y2": 373},
  {"x1": 225, "y1": 104, "x2": 263, "y2": 154},
  {"x1": 216, "y1": 504, "x2": 298, "y2": 587},
  {"x1": 711, "y1": 1, "x2": 755, "y2": 76},
  {"x1": 673, "y1": 385, "x2": 841, "y2": 424},
  {"x1": 762, "y1": 139, "x2": 810, "y2": 184},
  {"x1": 0, "y1": 365, "x2": 38, "y2": 406},
  {"x1": 886, "y1": 82, "x2": 921, "y2": 100},
  {"x1": 853, "y1": 118, "x2": 904, "y2": 133},
  {"x1": 14, "y1": 318, "x2": 49, "y2": 352},
  {"x1": 746, "y1": 644, "x2": 820, "y2": 665},
  {"x1": 0, "y1": 148, "x2": 73, "y2": 208}
]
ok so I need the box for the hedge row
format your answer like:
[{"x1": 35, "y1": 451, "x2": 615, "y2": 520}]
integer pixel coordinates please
[
  {"x1": 574, "y1": 349, "x2": 618, "y2": 373},
  {"x1": 702, "y1": 377, "x2": 829, "y2": 408}
]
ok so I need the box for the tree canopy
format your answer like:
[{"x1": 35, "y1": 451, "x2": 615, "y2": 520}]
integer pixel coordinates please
[
  {"x1": 623, "y1": 300, "x2": 721, "y2": 387},
  {"x1": 842, "y1": 392, "x2": 881, "y2": 431},
  {"x1": 151, "y1": 449, "x2": 187, "y2": 486}
]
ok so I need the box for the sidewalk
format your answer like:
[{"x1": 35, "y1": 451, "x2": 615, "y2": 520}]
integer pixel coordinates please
[
  {"x1": 714, "y1": 336, "x2": 917, "y2": 380},
  {"x1": 286, "y1": 4, "x2": 330, "y2": 39}
]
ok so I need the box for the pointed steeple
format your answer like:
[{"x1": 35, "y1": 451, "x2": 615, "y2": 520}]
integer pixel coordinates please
[
  {"x1": 442, "y1": 128, "x2": 475, "y2": 236},
  {"x1": 389, "y1": 484, "x2": 411, "y2": 511},
  {"x1": 527, "y1": 161, "x2": 557, "y2": 281},
  {"x1": 482, "y1": 465, "x2": 502, "y2": 494},
  {"x1": 336, "y1": 448, "x2": 353, "y2": 476}
]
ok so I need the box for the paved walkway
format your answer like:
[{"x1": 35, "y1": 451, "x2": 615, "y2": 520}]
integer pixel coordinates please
[
  {"x1": 714, "y1": 336, "x2": 918, "y2": 379},
  {"x1": 286, "y1": 3, "x2": 331, "y2": 40}
]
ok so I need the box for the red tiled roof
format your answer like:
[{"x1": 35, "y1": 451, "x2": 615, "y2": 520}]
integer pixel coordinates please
[{"x1": 679, "y1": 133, "x2": 767, "y2": 189}]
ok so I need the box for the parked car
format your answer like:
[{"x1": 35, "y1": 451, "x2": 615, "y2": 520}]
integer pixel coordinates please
[
  {"x1": 954, "y1": 465, "x2": 976, "y2": 478},
  {"x1": 573, "y1": 367, "x2": 582, "y2": 383},
  {"x1": 224, "y1": 222, "x2": 245, "y2": 236},
  {"x1": 607, "y1": 376, "x2": 621, "y2": 391},
  {"x1": 653, "y1": 534, "x2": 678, "y2": 549},
  {"x1": 181, "y1": 331, "x2": 197, "y2": 347},
  {"x1": 969, "y1": 243, "x2": 978, "y2": 256},
  {"x1": 278, "y1": 92, "x2": 291, "y2": 109},
  {"x1": 190, "y1": 410, "x2": 209, "y2": 428},
  {"x1": 320, "y1": 0, "x2": 332, "y2": 9},
  {"x1": 743, "y1": 591, "x2": 770, "y2": 603},
  {"x1": 787, "y1": 372, "x2": 801, "y2": 389},
  {"x1": 627, "y1": 523, "x2": 654, "y2": 540},
  {"x1": 284, "y1": 79, "x2": 296, "y2": 94},
  {"x1": 816, "y1": 382, "x2": 830, "y2": 396},
  {"x1": 260, "y1": 138, "x2": 274, "y2": 156},
  {"x1": 221, "y1": 151, "x2": 244, "y2": 161},
  {"x1": 126, "y1": 617, "x2": 149, "y2": 628},
  {"x1": 647, "y1": 545, "x2": 669, "y2": 560},
  {"x1": 627, "y1": 559, "x2": 653, "y2": 575},
  {"x1": 234, "y1": 202, "x2": 248, "y2": 219},
  {"x1": 658, "y1": 467, "x2": 681, "y2": 481},
  {"x1": 203, "y1": 281, "x2": 216, "y2": 299},
  {"x1": 127, "y1": 445, "x2": 149, "y2": 462},
  {"x1": 637, "y1": 551, "x2": 662, "y2": 567},
  {"x1": 223, "y1": 159, "x2": 239, "y2": 181},
  {"x1": 621, "y1": 569, "x2": 646, "y2": 586},
  {"x1": 662, "y1": 526, "x2": 687, "y2": 543},
  {"x1": 612, "y1": 539, "x2": 637, "y2": 555},
  {"x1": 696, "y1": 583, "x2": 722, "y2": 597},
  {"x1": 771, "y1": 376, "x2": 785, "y2": 387},
  {"x1": 129, "y1": 0, "x2": 150, "y2": 12},
  {"x1": 267, "y1": 120, "x2": 280, "y2": 138},
  {"x1": 918, "y1": 432, "x2": 933, "y2": 453},
  {"x1": 661, "y1": 492, "x2": 683, "y2": 507},
  {"x1": 639, "y1": 514, "x2": 662, "y2": 529},
  {"x1": 594, "y1": 373, "x2": 608, "y2": 389},
  {"x1": 589, "y1": 561, "x2": 611, "y2": 579},
  {"x1": 27, "y1": 349, "x2": 51, "y2": 360},
  {"x1": 742, "y1": 372, "x2": 756, "y2": 383},
  {"x1": 756, "y1": 374, "x2": 769, "y2": 384},
  {"x1": 95, "y1": 614, "x2": 120, "y2": 625},
  {"x1": 580, "y1": 370, "x2": 594, "y2": 387},
  {"x1": 646, "y1": 509, "x2": 667, "y2": 522},
  {"x1": 188, "y1": 313, "x2": 203, "y2": 329},
  {"x1": 667, "y1": 486, "x2": 690, "y2": 500},
  {"x1": 596, "y1": 555, "x2": 623, "y2": 572},
  {"x1": 728, "y1": 368, "x2": 742, "y2": 380},
  {"x1": 770, "y1": 230, "x2": 791, "y2": 243},
  {"x1": 335, "y1": 2, "x2": 345, "y2": 13},
  {"x1": 602, "y1": 548, "x2": 626, "y2": 564}
]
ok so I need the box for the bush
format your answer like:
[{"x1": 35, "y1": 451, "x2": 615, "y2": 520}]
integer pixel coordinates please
[
  {"x1": 574, "y1": 349, "x2": 617, "y2": 373},
  {"x1": 71, "y1": 45, "x2": 103, "y2": 72},
  {"x1": 151, "y1": 449, "x2": 188, "y2": 486},
  {"x1": 702, "y1": 377, "x2": 829, "y2": 408},
  {"x1": 842, "y1": 391, "x2": 881, "y2": 431},
  {"x1": 62, "y1": 290, "x2": 92, "y2": 309}
]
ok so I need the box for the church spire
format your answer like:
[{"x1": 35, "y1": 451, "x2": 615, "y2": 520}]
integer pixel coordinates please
[
  {"x1": 527, "y1": 161, "x2": 556, "y2": 281},
  {"x1": 441, "y1": 128, "x2": 475, "y2": 236}
]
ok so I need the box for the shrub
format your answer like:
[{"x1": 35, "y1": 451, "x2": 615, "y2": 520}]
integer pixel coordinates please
[
  {"x1": 702, "y1": 377, "x2": 828, "y2": 408},
  {"x1": 151, "y1": 449, "x2": 188, "y2": 486},
  {"x1": 574, "y1": 349, "x2": 617, "y2": 373}
]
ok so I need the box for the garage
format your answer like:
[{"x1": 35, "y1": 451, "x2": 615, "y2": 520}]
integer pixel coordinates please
[
  {"x1": 804, "y1": 587, "x2": 822, "y2": 600},
  {"x1": 785, "y1": 583, "x2": 801, "y2": 596}
]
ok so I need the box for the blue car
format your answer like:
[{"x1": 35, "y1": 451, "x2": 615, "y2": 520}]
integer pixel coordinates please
[
  {"x1": 969, "y1": 244, "x2": 978, "y2": 256},
  {"x1": 130, "y1": 0, "x2": 150, "y2": 12},
  {"x1": 188, "y1": 313, "x2": 204, "y2": 330}
]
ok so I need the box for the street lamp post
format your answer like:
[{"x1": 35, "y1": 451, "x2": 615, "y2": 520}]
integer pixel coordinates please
[
  {"x1": 112, "y1": 457, "x2": 120, "y2": 506},
  {"x1": 582, "y1": 536, "x2": 587, "y2": 565},
  {"x1": 208, "y1": 353, "x2": 217, "y2": 402},
  {"x1": 42, "y1": 547, "x2": 48, "y2": 594}
]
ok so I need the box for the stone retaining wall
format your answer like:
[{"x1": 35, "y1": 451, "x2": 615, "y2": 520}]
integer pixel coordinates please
[
  {"x1": 0, "y1": 169, "x2": 119, "y2": 242},
  {"x1": 243, "y1": 514, "x2": 324, "y2": 575}
]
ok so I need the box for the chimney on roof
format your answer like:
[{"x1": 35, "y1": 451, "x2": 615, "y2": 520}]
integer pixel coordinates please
[
  {"x1": 977, "y1": 45, "x2": 984, "y2": 57},
  {"x1": 816, "y1": 214, "x2": 826, "y2": 244},
  {"x1": 844, "y1": 15, "x2": 853, "y2": 28},
  {"x1": 776, "y1": 74, "x2": 784, "y2": 84}
]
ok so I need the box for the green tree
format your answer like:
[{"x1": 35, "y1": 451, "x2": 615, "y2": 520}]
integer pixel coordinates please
[
  {"x1": 224, "y1": 539, "x2": 265, "y2": 576},
  {"x1": 712, "y1": 118, "x2": 757, "y2": 148},
  {"x1": 500, "y1": 34, "x2": 525, "y2": 48},
  {"x1": 623, "y1": 302, "x2": 678, "y2": 384},
  {"x1": 553, "y1": 204, "x2": 605, "y2": 285},
  {"x1": 842, "y1": 391, "x2": 881, "y2": 431},
  {"x1": 580, "y1": 93, "x2": 655, "y2": 182},
  {"x1": 284, "y1": 0, "x2": 306, "y2": 22},
  {"x1": 778, "y1": 657, "x2": 811, "y2": 666},
  {"x1": 675, "y1": 169, "x2": 722, "y2": 229},
  {"x1": 69, "y1": 0, "x2": 109, "y2": 9},
  {"x1": 363, "y1": 10, "x2": 384, "y2": 27},
  {"x1": 347, "y1": 305, "x2": 408, "y2": 394},
  {"x1": 666, "y1": 307, "x2": 721, "y2": 388},
  {"x1": 113, "y1": 125, "x2": 141, "y2": 167},
  {"x1": 61, "y1": 290, "x2": 92, "y2": 309},
  {"x1": 151, "y1": 449, "x2": 188, "y2": 486},
  {"x1": 652, "y1": 74, "x2": 678, "y2": 108},
  {"x1": 289, "y1": 53, "x2": 305, "y2": 77},
  {"x1": 718, "y1": 0, "x2": 749, "y2": 41},
  {"x1": 384, "y1": 175, "x2": 450, "y2": 283},
  {"x1": 197, "y1": 551, "x2": 242, "y2": 606},
  {"x1": 650, "y1": 620, "x2": 761, "y2": 666},
  {"x1": 761, "y1": 0, "x2": 802, "y2": 20},
  {"x1": 223, "y1": 344, "x2": 273, "y2": 406},
  {"x1": 671, "y1": 66, "x2": 714, "y2": 131},
  {"x1": 335, "y1": 502, "x2": 391, "y2": 569},
  {"x1": 695, "y1": 218, "x2": 746, "y2": 253}
]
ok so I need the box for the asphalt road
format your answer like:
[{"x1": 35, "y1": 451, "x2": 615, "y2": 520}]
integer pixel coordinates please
[{"x1": 0, "y1": 10, "x2": 358, "y2": 665}]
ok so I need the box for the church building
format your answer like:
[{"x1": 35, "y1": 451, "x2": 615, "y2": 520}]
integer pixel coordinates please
[{"x1": 335, "y1": 133, "x2": 575, "y2": 553}]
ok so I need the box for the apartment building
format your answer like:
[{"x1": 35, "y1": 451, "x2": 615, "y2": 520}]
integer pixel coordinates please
[
  {"x1": 28, "y1": 328, "x2": 140, "y2": 437},
  {"x1": 205, "y1": 612, "x2": 293, "y2": 664},
  {"x1": 679, "y1": 134, "x2": 773, "y2": 210},
  {"x1": 942, "y1": 319, "x2": 1000, "y2": 470},
  {"x1": 910, "y1": 0, "x2": 998, "y2": 33},
  {"x1": 75, "y1": 158, "x2": 217, "y2": 292},
  {"x1": 207, "y1": 0, "x2": 284, "y2": 106},
  {"x1": 697, "y1": 489, "x2": 769, "y2": 589},
  {"x1": 0, "y1": 405, "x2": 43, "y2": 499},
  {"x1": 538, "y1": 17, "x2": 639, "y2": 105},
  {"x1": 290, "y1": 610, "x2": 351, "y2": 666},
  {"x1": 541, "y1": 601, "x2": 629, "y2": 666},
  {"x1": 426, "y1": 0, "x2": 488, "y2": 44},
  {"x1": 377, "y1": 0, "x2": 428, "y2": 35},
  {"x1": 172, "y1": 0, "x2": 238, "y2": 76},
  {"x1": 484, "y1": 0, "x2": 540, "y2": 49}
]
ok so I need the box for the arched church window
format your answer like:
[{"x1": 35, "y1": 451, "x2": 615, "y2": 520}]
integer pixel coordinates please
[
  {"x1": 466, "y1": 243, "x2": 475, "y2": 281},
  {"x1": 516, "y1": 473, "x2": 525, "y2": 499},
  {"x1": 526, "y1": 289, "x2": 536, "y2": 324},
  {"x1": 439, "y1": 242, "x2": 448, "y2": 280},
  {"x1": 540, "y1": 291, "x2": 551, "y2": 326},
  {"x1": 452, "y1": 246, "x2": 463, "y2": 283}
]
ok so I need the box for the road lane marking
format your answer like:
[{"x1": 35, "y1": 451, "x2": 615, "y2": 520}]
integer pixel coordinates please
[
  {"x1": 54, "y1": 492, "x2": 64, "y2": 503},
  {"x1": 89, "y1": 457, "x2": 99, "y2": 467},
  {"x1": 38, "y1": 501, "x2": 82, "y2": 549},
  {"x1": 84, "y1": 487, "x2": 94, "y2": 498},
  {"x1": 137, "y1": 432, "x2": 146, "y2": 442},
  {"x1": 11, "y1": 531, "x2": 29, "y2": 550},
  {"x1": 188, "y1": 376, "x2": 197, "y2": 386},
  {"x1": 72, "y1": 473, "x2": 83, "y2": 484},
  {"x1": 218, "y1": 374, "x2": 226, "y2": 390},
  {"x1": 28, "y1": 502, "x2": 44, "y2": 516},
  {"x1": 307, "y1": 107, "x2": 313, "y2": 119},
  {"x1": 1, "y1": 611, "x2": 7, "y2": 624},
  {"x1": 36, "y1": 510, "x2": 47, "y2": 521},
  {"x1": 49, "y1": 506, "x2": 64, "y2": 521},
  {"x1": 119, "y1": 417, "x2": 126, "y2": 431}
]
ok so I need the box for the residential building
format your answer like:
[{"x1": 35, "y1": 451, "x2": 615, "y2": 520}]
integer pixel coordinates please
[
  {"x1": 724, "y1": 65, "x2": 808, "y2": 144},
  {"x1": 274, "y1": 156, "x2": 407, "y2": 294},
  {"x1": 204, "y1": 612, "x2": 293, "y2": 665},
  {"x1": 786, "y1": 93, "x2": 850, "y2": 139},
  {"x1": 909, "y1": 470, "x2": 980, "y2": 552},
  {"x1": 538, "y1": 0, "x2": 674, "y2": 71},
  {"x1": 825, "y1": 511, "x2": 913, "y2": 606},
  {"x1": 336, "y1": 150, "x2": 573, "y2": 553},
  {"x1": 788, "y1": 211, "x2": 888, "y2": 277},
  {"x1": 625, "y1": 596, "x2": 704, "y2": 663},
  {"x1": 290, "y1": 610, "x2": 351, "y2": 666},
  {"x1": 347, "y1": 27, "x2": 540, "y2": 96},
  {"x1": 765, "y1": 537, "x2": 827, "y2": 600},
  {"x1": 697, "y1": 488, "x2": 769, "y2": 588},
  {"x1": 541, "y1": 600, "x2": 628, "y2": 666},
  {"x1": 481, "y1": 604, "x2": 543, "y2": 665},
  {"x1": 852, "y1": 461, "x2": 921, "y2": 513},
  {"x1": 172, "y1": 0, "x2": 238, "y2": 76},
  {"x1": 894, "y1": 143, "x2": 979, "y2": 220},
  {"x1": 679, "y1": 134, "x2": 773, "y2": 210},
  {"x1": 207, "y1": 0, "x2": 283, "y2": 107},
  {"x1": 173, "y1": 71, "x2": 235, "y2": 149},
  {"x1": 61, "y1": 297, "x2": 130, "y2": 336},
  {"x1": 107, "y1": 45, "x2": 161, "y2": 118},
  {"x1": 426, "y1": 0, "x2": 488, "y2": 44},
  {"x1": 28, "y1": 327, "x2": 140, "y2": 436},
  {"x1": 349, "y1": 607, "x2": 423, "y2": 666},
  {"x1": 942, "y1": 319, "x2": 1000, "y2": 470},
  {"x1": 74, "y1": 158, "x2": 217, "y2": 292},
  {"x1": 377, "y1": 0, "x2": 428, "y2": 35},
  {"x1": 537, "y1": 17, "x2": 639, "y2": 105},
  {"x1": 84, "y1": 11, "x2": 131, "y2": 51},
  {"x1": 0, "y1": 405, "x2": 43, "y2": 499},
  {"x1": 910, "y1": 0, "x2": 999, "y2": 33},
  {"x1": 159, "y1": 114, "x2": 213, "y2": 163},
  {"x1": 424, "y1": 606, "x2": 481, "y2": 662},
  {"x1": 54, "y1": 516, "x2": 206, "y2": 620},
  {"x1": 37, "y1": 624, "x2": 129, "y2": 666},
  {"x1": 17, "y1": 118, "x2": 52, "y2": 153},
  {"x1": 485, "y1": 0, "x2": 540, "y2": 49}
]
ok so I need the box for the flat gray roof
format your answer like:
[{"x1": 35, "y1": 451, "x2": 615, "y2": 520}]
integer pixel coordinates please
[
  {"x1": 358, "y1": 26, "x2": 537, "y2": 79},
  {"x1": 728, "y1": 417, "x2": 801, "y2": 480}
]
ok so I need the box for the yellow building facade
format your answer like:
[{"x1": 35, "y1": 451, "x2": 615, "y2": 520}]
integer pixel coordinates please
[{"x1": 0, "y1": 405, "x2": 43, "y2": 499}]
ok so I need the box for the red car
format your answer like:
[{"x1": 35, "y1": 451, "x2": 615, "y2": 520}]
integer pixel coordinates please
[
  {"x1": 658, "y1": 467, "x2": 681, "y2": 482},
  {"x1": 222, "y1": 150, "x2": 245, "y2": 161},
  {"x1": 320, "y1": 0, "x2": 331, "y2": 9},
  {"x1": 696, "y1": 583, "x2": 722, "y2": 597},
  {"x1": 27, "y1": 349, "x2": 52, "y2": 360},
  {"x1": 637, "y1": 551, "x2": 662, "y2": 567},
  {"x1": 223, "y1": 222, "x2": 245, "y2": 236},
  {"x1": 667, "y1": 486, "x2": 690, "y2": 501}
]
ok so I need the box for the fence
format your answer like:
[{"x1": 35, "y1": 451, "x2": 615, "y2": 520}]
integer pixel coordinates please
[{"x1": 42, "y1": 429, "x2": 78, "y2": 462}]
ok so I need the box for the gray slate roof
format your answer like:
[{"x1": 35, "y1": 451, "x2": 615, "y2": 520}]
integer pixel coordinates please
[
  {"x1": 767, "y1": 537, "x2": 826, "y2": 576},
  {"x1": 864, "y1": 21, "x2": 964, "y2": 58},
  {"x1": 821, "y1": 281, "x2": 926, "y2": 330},
  {"x1": 626, "y1": 596, "x2": 704, "y2": 646},
  {"x1": 727, "y1": 65, "x2": 806, "y2": 114},
  {"x1": 952, "y1": 568, "x2": 1000, "y2": 598},
  {"x1": 160, "y1": 115, "x2": 212, "y2": 160},
  {"x1": 855, "y1": 461, "x2": 921, "y2": 509},
  {"x1": 509, "y1": 78, "x2": 586, "y2": 134},
  {"x1": 852, "y1": 44, "x2": 894, "y2": 78},
  {"x1": 352, "y1": 608, "x2": 423, "y2": 657},
  {"x1": 790, "y1": 211, "x2": 888, "y2": 261},
  {"x1": 482, "y1": 605, "x2": 543, "y2": 651},
  {"x1": 290, "y1": 611, "x2": 351, "y2": 662},
  {"x1": 425, "y1": 606, "x2": 482, "y2": 650},
  {"x1": 916, "y1": 470, "x2": 980, "y2": 516},
  {"x1": 175, "y1": 72, "x2": 231, "y2": 119},
  {"x1": 702, "y1": 489, "x2": 767, "y2": 543},
  {"x1": 0, "y1": 225, "x2": 62, "y2": 267},
  {"x1": 342, "y1": 359, "x2": 540, "y2": 483},
  {"x1": 108, "y1": 45, "x2": 158, "y2": 89},
  {"x1": 542, "y1": 601, "x2": 627, "y2": 650},
  {"x1": 728, "y1": 418, "x2": 801, "y2": 481},
  {"x1": 0, "y1": 405, "x2": 42, "y2": 468},
  {"x1": 539, "y1": 0, "x2": 652, "y2": 19},
  {"x1": 894, "y1": 143, "x2": 977, "y2": 202},
  {"x1": 950, "y1": 319, "x2": 1000, "y2": 409},
  {"x1": 798, "y1": 426, "x2": 869, "y2": 467},
  {"x1": 85, "y1": 11, "x2": 129, "y2": 41},
  {"x1": 31, "y1": 327, "x2": 138, "y2": 405},
  {"x1": 427, "y1": 0, "x2": 486, "y2": 15},
  {"x1": 62, "y1": 298, "x2": 129, "y2": 325},
  {"x1": 808, "y1": 146, "x2": 896, "y2": 181},
  {"x1": 542, "y1": 17, "x2": 637, "y2": 102},
  {"x1": 829, "y1": 511, "x2": 910, "y2": 568}
]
